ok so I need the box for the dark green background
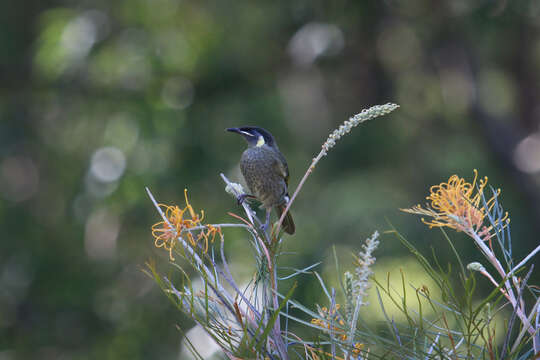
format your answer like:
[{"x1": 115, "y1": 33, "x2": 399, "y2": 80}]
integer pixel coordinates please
[{"x1": 2, "y1": 0, "x2": 540, "y2": 358}]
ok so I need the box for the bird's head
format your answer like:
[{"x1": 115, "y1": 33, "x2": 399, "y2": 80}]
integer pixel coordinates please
[{"x1": 226, "y1": 126, "x2": 277, "y2": 148}]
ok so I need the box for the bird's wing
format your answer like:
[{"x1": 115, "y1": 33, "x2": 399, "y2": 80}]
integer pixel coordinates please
[{"x1": 272, "y1": 153, "x2": 290, "y2": 186}]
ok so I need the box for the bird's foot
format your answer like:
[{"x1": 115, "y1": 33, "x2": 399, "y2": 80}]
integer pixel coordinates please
[
  {"x1": 260, "y1": 221, "x2": 270, "y2": 232},
  {"x1": 237, "y1": 193, "x2": 255, "y2": 205}
]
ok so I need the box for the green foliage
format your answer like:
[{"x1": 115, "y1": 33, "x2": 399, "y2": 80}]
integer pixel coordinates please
[{"x1": 4, "y1": 1, "x2": 540, "y2": 359}]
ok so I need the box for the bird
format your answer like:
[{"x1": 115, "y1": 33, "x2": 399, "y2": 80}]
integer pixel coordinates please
[{"x1": 227, "y1": 126, "x2": 295, "y2": 235}]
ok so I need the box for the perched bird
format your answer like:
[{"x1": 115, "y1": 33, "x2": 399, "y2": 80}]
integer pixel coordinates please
[{"x1": 227, "y1": 126, "x2": 295, "y2": 235}]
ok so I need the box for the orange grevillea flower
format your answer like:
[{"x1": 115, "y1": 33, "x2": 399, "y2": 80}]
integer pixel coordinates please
[
  {"x1": 308, "y1": 342, "x2": 365, "y2": 360},
  {"x1": 311, "y1": 304, "x2": 349, "y2": 342},
  {"x1": 351, "y1": 342, "x2": 365, "y2": 356},
  {"x1": 402, "y1": 170, "x2": 507, "y2": 235},
  {"x1": 151, "y1": 189, "x2": 221, "y2": 260}
]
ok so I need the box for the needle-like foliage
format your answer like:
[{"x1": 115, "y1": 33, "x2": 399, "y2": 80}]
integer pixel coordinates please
[{"x1": 145, "y1": 105, "x2": 539, "y2": 359}]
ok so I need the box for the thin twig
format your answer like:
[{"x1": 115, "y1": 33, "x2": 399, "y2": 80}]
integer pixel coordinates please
[
  {"x1": 470, "y1": 231, "x2": 535, "y2": 334},
  {"x1": 500, "y1": 265, "x2": 534, "y2": 360},
  {"x1": 330, "y1": 288, "x2": 337, "y2": 360},
  {"x1": 510, "y1": 296, "x2": 540, "y2": 354},
  {"x1": 425, "y1": 333, "x2": 441, "y2": 358},
  {"x1": 274, "y1": 152, "x2": 321, "y2": 236},
  {"x1": 508, "y1": 243, "x2": 540, "y2": 277},
  {"x1": 217, "y1": 235, "x2": 262, "y2": 322}
]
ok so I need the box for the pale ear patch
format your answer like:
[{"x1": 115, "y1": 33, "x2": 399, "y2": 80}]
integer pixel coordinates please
[{"x1": 256, "y1": 136, "x2": 265, "y2": 147}]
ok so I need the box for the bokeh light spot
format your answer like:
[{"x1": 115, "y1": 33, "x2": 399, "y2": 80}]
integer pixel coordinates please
[
  {"x1": 60, "y1": 14, "x2": 97, "y2": 61},
  {"x1": 90, "y1": 147, "x2": 126, "y2": 183},
  {"x1": 288, "y1": 22, "x2": 344, "y2": 66},
  {"x1": 84, "y1": 208, "x2": 120, "y2": 260},
  {"x1": 514, "y1": 133, "x2": 540, "y2": 173}
]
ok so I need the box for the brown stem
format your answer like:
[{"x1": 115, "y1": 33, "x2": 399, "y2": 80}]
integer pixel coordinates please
[{"x1": 274, "y1": 151, "x2": 324, "y2": 236}]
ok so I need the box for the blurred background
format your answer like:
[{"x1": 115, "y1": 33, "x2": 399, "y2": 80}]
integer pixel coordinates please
[{"x1": 2, "y1": 0, "x2": 540, "y2": 358}]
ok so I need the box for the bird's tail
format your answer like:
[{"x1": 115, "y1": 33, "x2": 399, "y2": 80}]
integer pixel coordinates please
[{"x1": 276, "y1": 204, "x2": 295, "y2": 235}]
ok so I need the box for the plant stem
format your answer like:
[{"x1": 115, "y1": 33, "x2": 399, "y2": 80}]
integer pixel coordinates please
[
  {"x1": 275, "y1": 151, "x2": 324, "y2": 235},
  {"x1": 469, "y1": 230, "x2": 535, "y2": 335},
  {"x1": 508, "y1": 243, "x2": 540, "y2": 277}
]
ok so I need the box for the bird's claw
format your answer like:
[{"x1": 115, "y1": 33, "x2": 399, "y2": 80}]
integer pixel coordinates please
[
  {"x1": 260, "y1": 222, "x2": 269, "y2": 232},
  {"x1": 237, "y1": 194, "x2": 248, "y2": 205},
  {"x1": 237, "y1": 193, "x2": 256, "y2": 205}
]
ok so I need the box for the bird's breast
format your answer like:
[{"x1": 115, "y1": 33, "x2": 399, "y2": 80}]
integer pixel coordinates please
[{"x1": 240, "y1": 147, "x2": 287, "y2": 208}]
